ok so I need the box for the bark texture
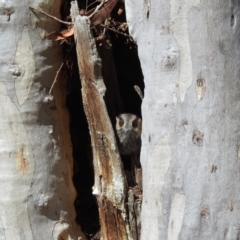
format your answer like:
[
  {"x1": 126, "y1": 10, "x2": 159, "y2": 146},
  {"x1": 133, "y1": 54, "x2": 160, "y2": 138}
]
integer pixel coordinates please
[
  {"x1": 125, "y1": 0, "x2": 240, "y2": 239},
  {"x1": 0, "y1": 0, "x2": 85, "y2": 239}
]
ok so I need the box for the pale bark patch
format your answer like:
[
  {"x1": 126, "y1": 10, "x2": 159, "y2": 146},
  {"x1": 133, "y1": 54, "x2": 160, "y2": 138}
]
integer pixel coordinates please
[
  {"x1": 169, "y1": 0, "x2": 200, "y2": 102},
  {"x1": 53, "y1": 221, "x2": 75, "y2": 240},
  {"x1": 141, "y1": 135, "x2": 171, "y2": 240},
  {"x1": 14, "y1": 26, "x2": 35, "y2": 105},
  {"x1": 172, "y1": 92, "x2": 178, "y2": 106},
  {"x1": 0, "y1": 82, "x2": 34, "y2": 239},
  {"x1": 167, "y1": 193, "x2": 186, "y2": 240}
]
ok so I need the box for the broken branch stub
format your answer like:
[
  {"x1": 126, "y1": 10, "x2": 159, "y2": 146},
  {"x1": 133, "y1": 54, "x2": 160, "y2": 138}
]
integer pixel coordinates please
[{"x1": 70, "y1": 2, "x2": 131, "y2": 240}]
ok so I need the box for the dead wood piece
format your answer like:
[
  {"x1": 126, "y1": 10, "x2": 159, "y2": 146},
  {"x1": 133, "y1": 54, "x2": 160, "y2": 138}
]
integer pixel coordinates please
[
  {"x1": 130, "y1": 155, "x2": 142, "y2": 188},
  {"x1": 100, "y1": 24, "x2": 136, "y2": 44},
  {"x1": 71, "y1": 1, "x2": 132, "y2": 239},
  {"x1": 49, "y1": 43, "x2": 74, "y2": 94},
  {"x1": 91, "y1": 0, "x2": 118, "y2": 26},
  {"x1": 131, "y1": 186, "x2": 142, "y2": 202},
  {"x1": 88, "y1": 0, "x2": 105, "y2": 19},
  {"x1": 46, "y1": 27, "x2": 74, "y2": 41},
  {"x1": 134, "y1": 85, "x2": 144, "y2": 100},
  {"x1": 128, "y1": 189, "x2": 141, "y2": 240}
]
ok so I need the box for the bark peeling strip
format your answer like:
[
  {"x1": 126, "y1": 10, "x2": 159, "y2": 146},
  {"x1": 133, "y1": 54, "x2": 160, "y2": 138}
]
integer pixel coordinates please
[
  {"x1": 169, "y1": 0, "x2": 200, "y2": 102},
  {"x1": 14, "y1": 26, "x2": 35, "y2": 105},
  {"x1": 0, "y1": 82, "x2": 35, "y2": 239},
  {"x1": 141, "y1": 135, "x2": 171, "y2": 240},
  {"x1": 167, "y1": 193, "x2": 186, "y2": 240}
]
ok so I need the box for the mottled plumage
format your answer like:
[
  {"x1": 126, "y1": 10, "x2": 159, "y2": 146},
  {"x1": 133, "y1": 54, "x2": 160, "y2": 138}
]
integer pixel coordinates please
[{"x1": 116, "y1": 113, "x2": 142, "y2": 155}]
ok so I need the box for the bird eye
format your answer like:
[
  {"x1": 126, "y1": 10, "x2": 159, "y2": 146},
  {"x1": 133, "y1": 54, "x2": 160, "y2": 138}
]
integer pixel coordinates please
[
  {"x1": 118, "y1": 117, "x2": 124, "y2": 127},
  {"x1": 132, "y1": 118, "x2": 139, "y2": 128}
]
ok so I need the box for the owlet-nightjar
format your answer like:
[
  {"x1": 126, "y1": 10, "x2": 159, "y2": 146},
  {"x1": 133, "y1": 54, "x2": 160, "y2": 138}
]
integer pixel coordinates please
[{"x1": 116, "y1": 113, "x2": 142, "y2": 156}]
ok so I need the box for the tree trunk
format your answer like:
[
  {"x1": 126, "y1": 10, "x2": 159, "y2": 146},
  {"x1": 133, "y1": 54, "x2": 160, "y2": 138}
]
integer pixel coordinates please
[
  {"x1": 0, "y1": 1, "x2": 85, "y2": 239},
  {"x1": 2, "y1": 0, "x2": 239, "y2": 240},
  {"x1": 126, "y1": 0, "x2": 240, "y2": 239}
]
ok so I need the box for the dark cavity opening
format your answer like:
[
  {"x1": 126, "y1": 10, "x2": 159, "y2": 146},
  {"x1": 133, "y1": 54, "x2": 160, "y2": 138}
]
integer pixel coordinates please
[{"x1": 62, "y1": 0, "x2": 144, "y2": 238}]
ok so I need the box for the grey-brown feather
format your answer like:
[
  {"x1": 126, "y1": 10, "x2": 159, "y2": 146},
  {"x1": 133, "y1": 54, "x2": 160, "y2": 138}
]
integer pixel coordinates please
[{"x1": 116, "y1": 113, "x2": 142, "y2": 155}]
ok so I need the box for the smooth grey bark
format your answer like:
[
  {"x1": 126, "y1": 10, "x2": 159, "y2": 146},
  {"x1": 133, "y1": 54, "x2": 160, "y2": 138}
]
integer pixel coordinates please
[
  {"x1": 0, "y1": 1, "x2": 85, "y2": 239},
  {"x1": 126, "y1": 0, "x2": 240, "y2": 239}
]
